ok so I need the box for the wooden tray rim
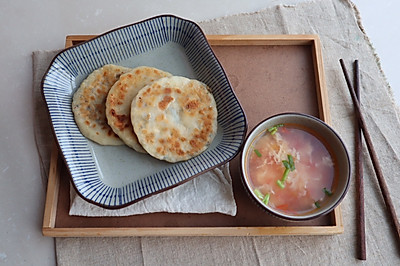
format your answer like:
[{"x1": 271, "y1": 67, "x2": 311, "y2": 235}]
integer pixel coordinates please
[{"x1": 42, "y1": 34, "x2": 343, "y2": 237}]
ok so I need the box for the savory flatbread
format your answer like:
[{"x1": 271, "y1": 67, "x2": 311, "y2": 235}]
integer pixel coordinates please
[
  {"x1": 106, "y1": 66, "x2": 171, "y2": 153},
  {"x1": 72, "y1": 64, "x2": 131, "y2": 145},
  {"x1": 131, "y1": 76, "x2": 218, "y2": 162}
]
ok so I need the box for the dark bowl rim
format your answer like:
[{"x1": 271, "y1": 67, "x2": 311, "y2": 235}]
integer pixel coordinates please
[{"x1": 239, "y1": 112, "x2": 351, "y2": 221}]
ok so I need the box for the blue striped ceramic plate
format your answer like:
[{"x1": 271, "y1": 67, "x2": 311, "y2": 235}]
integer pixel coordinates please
[{"x1": 42, "y1": 15, "x2": 247, "y2": 209}]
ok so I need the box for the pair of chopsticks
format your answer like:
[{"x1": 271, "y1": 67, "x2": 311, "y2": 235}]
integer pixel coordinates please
[{"x1": 339, "y1": 59, "x2": 400, "y2": 260}]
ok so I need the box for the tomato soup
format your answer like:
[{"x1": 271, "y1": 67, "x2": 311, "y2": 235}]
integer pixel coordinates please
[{"x1": 246, "y1": 123, "x2": 336, "y2": 216}]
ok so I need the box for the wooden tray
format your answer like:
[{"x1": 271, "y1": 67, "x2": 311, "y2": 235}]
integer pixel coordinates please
[{"x1": 42, "y1": 34, "x2": 343, "y2": 237}]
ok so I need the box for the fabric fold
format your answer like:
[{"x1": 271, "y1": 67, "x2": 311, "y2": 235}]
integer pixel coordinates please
[{"x1": 69, "y1": 164, "x2": 237, "y2": 216}]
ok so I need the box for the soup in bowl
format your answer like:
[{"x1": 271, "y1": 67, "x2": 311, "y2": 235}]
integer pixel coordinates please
[{"x1": 240, "y1": 113, "x2": 350, "y2": 221}]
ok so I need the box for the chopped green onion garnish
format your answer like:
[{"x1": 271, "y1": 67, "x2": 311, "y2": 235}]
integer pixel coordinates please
[
  {"x1": 269, "y1": 128, "x2": 277, "y2": 135},
  {"x1": 254, "y1": 190, "x2": 270, "y2": 205},
  {"x1": 254, "y1": 189, "x2": 264, "y2": 200},
  {"x1": 323, "y1": 187, "x2": 333, "y2": 196},
  {"x1": 278, "y1": 154, "x2": 295, "y2": 189},
  {"x1": 282, "y1": 160, "x2": 290, "y2": 169},
  {"x1": 267, "y1": 124, "x2": 284, "y2": 135},
  {"x1": 281, "y1": 168, "x2": 290, "y2": 182},
  {"x1": 314, "y1": 201, "x2": 321, "y2": 208},
  {"x1": 277, "y1": 179, "x2": 285, "y2": 189},
  {"x1": 288, "y1": 154, "x2": 295, "y2": 171},
  {"x1": 263, "y1": 193, "x2": 270, "y2": 205},
  {"x1": 254, "y1": 149, "x2": 262, "y2": 157}
]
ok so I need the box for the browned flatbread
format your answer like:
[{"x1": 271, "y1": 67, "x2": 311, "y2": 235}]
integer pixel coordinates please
[
  {"x1": 106, "y1": 66, "x2": 171, "y2": 153},
  {"x1": 131, "y1": 76, "x2": 218, "y2": 163},
  {"x1": 72, "y1": 64, "x2": 131, "y2": 145}
]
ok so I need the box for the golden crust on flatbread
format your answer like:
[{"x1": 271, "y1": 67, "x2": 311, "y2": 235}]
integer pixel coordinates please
[
  {"x1": 131, "y1": 76, "x2": 218, "y2": 163},
  {"x1": 72, "y1": 64, "x2": 131, "y2": 145},
  {"x1": 106, "y1": 66, "x2": 171, "y2": 153}
]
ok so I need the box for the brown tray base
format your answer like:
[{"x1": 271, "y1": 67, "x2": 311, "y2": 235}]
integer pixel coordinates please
[{"x1": 43, "y1": 35, "x2": 342, "y2": 237}]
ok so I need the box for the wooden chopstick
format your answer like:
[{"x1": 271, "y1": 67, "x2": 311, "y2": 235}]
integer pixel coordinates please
[
  {"x1": 354, "y1": 60, "x2": 366, "y2": 260},
  {"x1": 339, "y1": 59, "x2": 400, "y2": 252}
]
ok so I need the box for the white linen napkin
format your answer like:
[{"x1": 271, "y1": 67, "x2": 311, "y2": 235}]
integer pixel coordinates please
[{"x1": 69, "y1": 163, "x2": 236, "y2": 216}]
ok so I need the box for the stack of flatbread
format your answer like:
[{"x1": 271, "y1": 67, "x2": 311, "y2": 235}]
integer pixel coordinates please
[{"x1": 72, "y1": 64, "x2": 218, "y2": 163}]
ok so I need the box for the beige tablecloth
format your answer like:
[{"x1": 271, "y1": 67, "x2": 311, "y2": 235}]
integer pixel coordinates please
[{"x1": 37, "y1": 0, "x2": 400, "y2": 264}]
